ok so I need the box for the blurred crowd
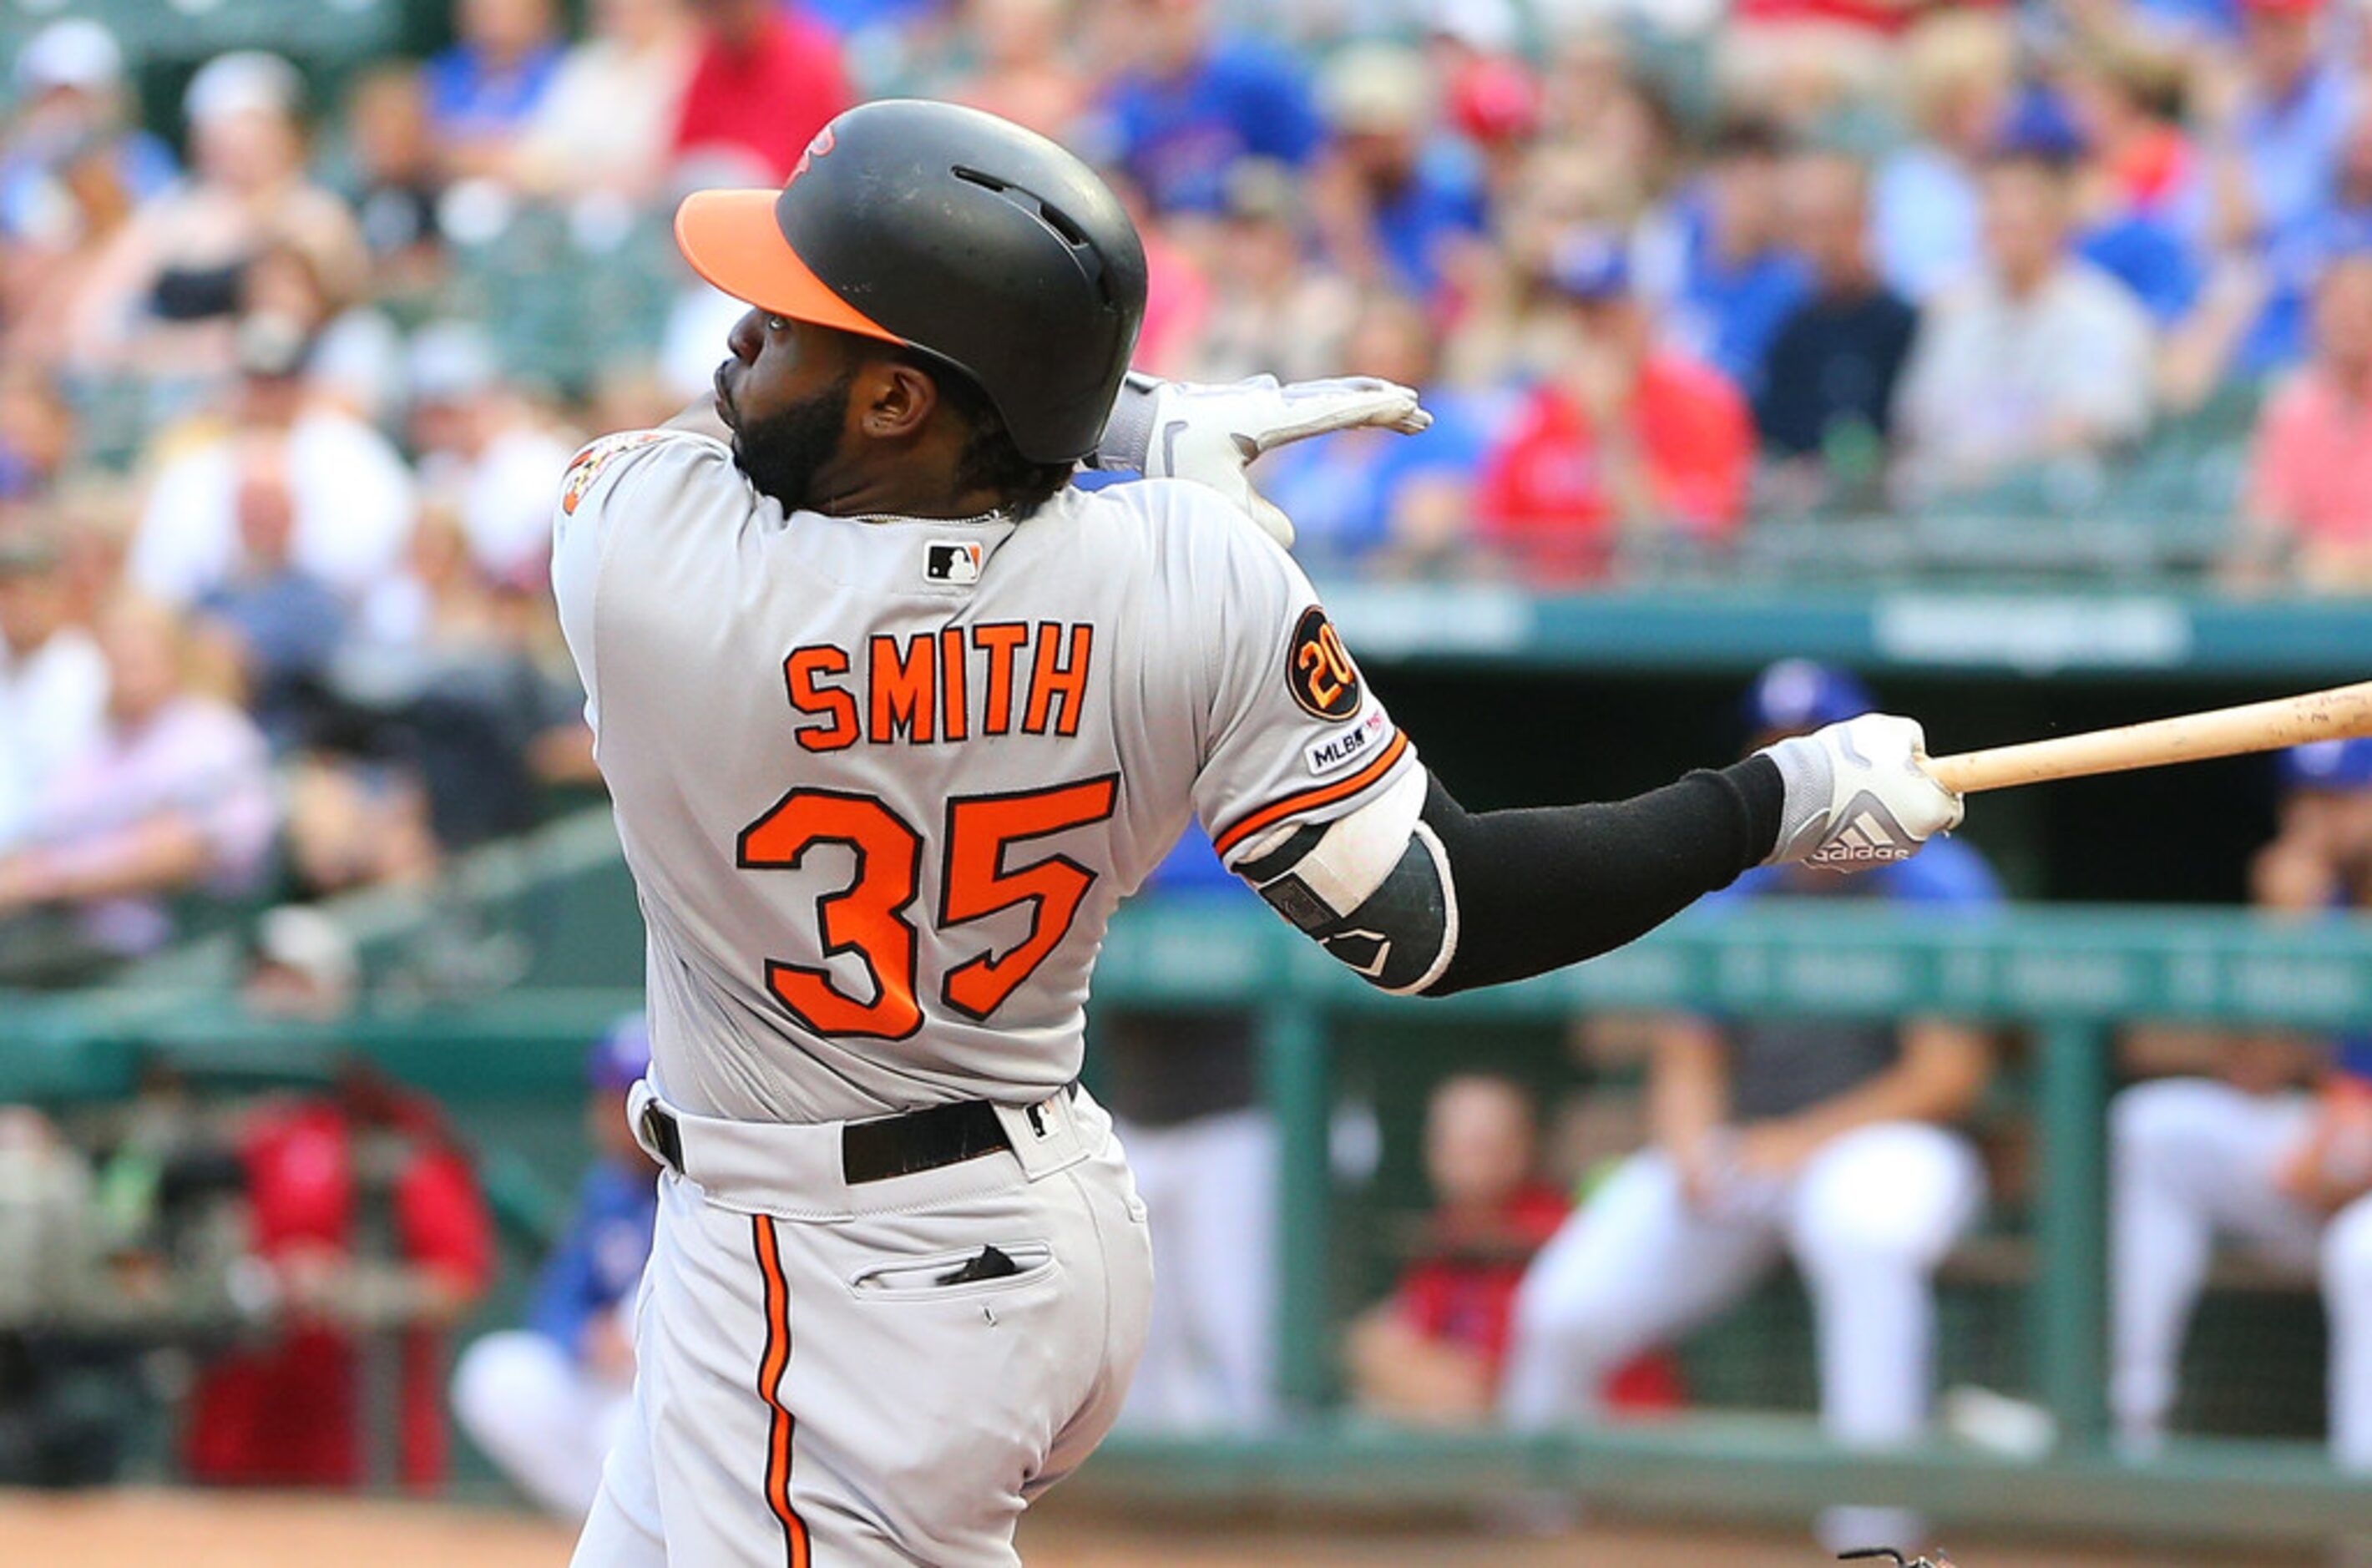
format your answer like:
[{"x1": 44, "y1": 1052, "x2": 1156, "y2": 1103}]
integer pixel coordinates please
[{"x1": 11, "y1": 0, "x2": 2372, "y2": 962}]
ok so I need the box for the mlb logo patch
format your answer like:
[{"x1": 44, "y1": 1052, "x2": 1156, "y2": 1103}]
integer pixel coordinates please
[{"x1": 925, "y1": 541, "x2": 984, "y2": 585}]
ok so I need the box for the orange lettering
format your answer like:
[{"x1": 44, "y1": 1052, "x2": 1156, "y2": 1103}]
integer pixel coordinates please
[
  {"x1": 975, "y1": 622, "x2": 1029, "y2": 736},
  {"x1": 868, "y1": 633, "x2": 936, "y2": 744},
  {"x1": 784, "y1": 645, "x2": 857, "y2": 753},
  {"x1": 1024, "y1": 622, "x2": 1092, "y2": 737}
]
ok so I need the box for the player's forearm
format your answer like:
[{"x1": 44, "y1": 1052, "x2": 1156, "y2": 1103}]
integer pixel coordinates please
[{"x1": 1422, "y1": 761, "x2": 1780, "y2": 994}]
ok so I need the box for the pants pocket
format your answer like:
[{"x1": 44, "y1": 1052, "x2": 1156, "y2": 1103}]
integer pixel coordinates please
[{"x1": 847, "y1": 1240, "x2": 1056, "y2": 1301}]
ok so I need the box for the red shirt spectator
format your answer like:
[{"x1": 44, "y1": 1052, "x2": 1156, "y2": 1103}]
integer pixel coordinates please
[
  {"x1": 181, "y1": 1089, "x2": 496, "y2": 1490},
  {"x1": 1474, "y1": 357, "x2": 1752, "y2": 581},
  {"x1": 1394, "y1": 1180, "x2": 1569, "y2": 1375},
  {"x1": 2236, "y1": 253, "x2": 2372, "y2": 589},
  {"x1": 673, "y1": 0, "x2": 851, "y2": 182}
]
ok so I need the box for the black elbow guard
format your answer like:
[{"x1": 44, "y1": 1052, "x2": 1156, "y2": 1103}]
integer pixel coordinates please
[{"x1": 1230, "y1": 771, "x2": 1459, "y2": 993}]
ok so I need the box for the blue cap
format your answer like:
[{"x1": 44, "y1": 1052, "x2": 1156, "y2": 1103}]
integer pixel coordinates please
[
  {"x1": 1547, "y1": 227, "x2": 1631, "y2": 301},
  {"x1": 589, "y1": 1013, "x2": 651, "y2": 1091},
  {"x1": 2280, "y1": 738, "x2": 2372, "y2": 793},
  {"x1": 1744, "y1": 660, "x2": 1874, "y2": 736}
]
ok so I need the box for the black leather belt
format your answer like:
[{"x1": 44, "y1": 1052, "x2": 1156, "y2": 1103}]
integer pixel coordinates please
[{"x1": 639, "y1": 1085, "x2": 1076, "y2": 1187}]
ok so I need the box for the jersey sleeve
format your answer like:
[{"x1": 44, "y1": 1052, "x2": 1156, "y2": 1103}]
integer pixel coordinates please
[
  {"x1": 1184, "y1": 503, "x2": 1420, "y2": 866},
  {"x1": 550, "y1": 427, "x2": 731, "y2": 739}
]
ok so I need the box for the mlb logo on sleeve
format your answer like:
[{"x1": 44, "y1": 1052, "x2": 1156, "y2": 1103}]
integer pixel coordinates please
[{"x1": 926, "y1": 541, "x2": 984, "y2": 584}]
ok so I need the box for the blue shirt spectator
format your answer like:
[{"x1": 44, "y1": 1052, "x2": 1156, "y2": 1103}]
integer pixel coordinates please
[
  {"x1": 1653, "y1": 124, "x2": 1813, "y2": 396},
  {"x1": 423, "y1": 0, "x2": 567, "y2": 144},
  {"x1": 1364, "y1": 142, "x2": 1489, "y2": 298},
  {"x1": 1099, "y1": 38, "x2": 1323, "y2": 215},
  {"x1": 526, "y1": 1159, "x2": 660, "y2": 1352}
]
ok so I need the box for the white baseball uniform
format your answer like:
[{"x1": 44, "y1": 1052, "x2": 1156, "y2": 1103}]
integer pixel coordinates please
[
  {"x1": 2111, "y1": 1076, "x2": 2372, "y2": 1467},
  {"x1": 549, "y1": 429, "x2": 1419, "y2": 1565}
]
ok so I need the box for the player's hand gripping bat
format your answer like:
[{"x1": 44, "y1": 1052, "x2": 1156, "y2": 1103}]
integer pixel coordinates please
[{"x1": 1922, "y1": 680, "x2": 2372, "y2": 795}]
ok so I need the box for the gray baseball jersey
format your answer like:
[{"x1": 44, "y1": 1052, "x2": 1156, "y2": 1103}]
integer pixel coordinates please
[{"x1": 551, "y1": 429, "x2": 1417, "y2": 1123}]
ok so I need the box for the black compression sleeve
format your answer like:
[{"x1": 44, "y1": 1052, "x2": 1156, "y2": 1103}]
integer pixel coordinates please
[{"x1": 1422, "y1": 756, "x2": 1784, "y2": 995}]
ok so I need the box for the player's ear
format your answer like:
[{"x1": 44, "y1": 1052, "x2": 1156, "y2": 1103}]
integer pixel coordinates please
[{"x1": 856, "y1": 361, "x2": 938, "y2": 443}]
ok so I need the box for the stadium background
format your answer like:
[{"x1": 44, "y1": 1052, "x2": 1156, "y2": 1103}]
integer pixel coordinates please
[{"x1": 3, "y1": 0, "x2": 2372, "y2": 1560}]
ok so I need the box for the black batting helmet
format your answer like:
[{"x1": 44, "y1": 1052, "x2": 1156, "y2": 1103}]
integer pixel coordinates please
[{"x1": 674, "y1": 99, "x2": 1148, "y2": 464}]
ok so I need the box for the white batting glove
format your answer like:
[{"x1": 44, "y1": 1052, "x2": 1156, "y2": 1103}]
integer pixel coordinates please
[
  {"x1": 1092, "y1": 371, "x2": 1433, "y2": 547},
  {"x1": 1758, "y1": 714, "x2": 1965, "y2": 872}
]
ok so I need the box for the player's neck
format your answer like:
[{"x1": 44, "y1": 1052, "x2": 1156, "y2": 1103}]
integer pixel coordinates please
[{"x1": 807, "y1": 470, "x2": 1011, "y2": 523}]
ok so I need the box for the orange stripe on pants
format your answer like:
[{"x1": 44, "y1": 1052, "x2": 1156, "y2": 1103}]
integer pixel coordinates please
[{"x1": 752, "y1": 1216, "x2": 812, "y2": 1568}]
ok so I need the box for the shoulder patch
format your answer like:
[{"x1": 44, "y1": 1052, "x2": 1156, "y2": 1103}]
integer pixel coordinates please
[
  {"x1": 562, "y1": 431, "x2": 666, "y2": 515},
  {"x1": 1287, "y1": 604, "x2": 1362, "y2": 721}
]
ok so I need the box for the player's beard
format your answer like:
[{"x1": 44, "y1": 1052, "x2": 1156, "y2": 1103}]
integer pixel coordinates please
[{"x1": 731, "y1": 368, "x2": 857, "y2": 513}]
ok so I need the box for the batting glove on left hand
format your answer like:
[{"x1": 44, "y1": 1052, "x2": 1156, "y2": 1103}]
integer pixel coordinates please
[
  {"x1": 1092, "y1": 372, "x2": 1433, "y2": 547},
  {"x1": 1759, "y1": 714, "x2": 1965, "y2": 872}
]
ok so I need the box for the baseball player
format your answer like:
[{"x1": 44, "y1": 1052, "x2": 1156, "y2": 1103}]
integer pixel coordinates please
[
  {"x1": 452, "y1": 1014, "x2": 657, "y2": 1520},
  {"x1": 552, "y1": 99, "x2": 1965, "y2": 1566},
  {"x1": 2111, "y1": 736, "x2": 2372, "y2": 1469},
  {"x1": 1496, "y1": 661, "x2": 1997, "y2": 1555}
]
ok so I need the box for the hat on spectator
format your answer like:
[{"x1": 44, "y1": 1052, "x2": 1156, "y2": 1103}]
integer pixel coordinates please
[
  {"x1": 1321, "y1": 43, "x2": 1434, "y2": 137},
  {"x1": 1745, "y1": 659, "x2": 1875, "y2": 737},
  {"x1": 185, "y1": 50, "x2": 302, "y2": 124},
  {"x1": 1448, "y1": 54, "x2": 1541, "y2": 146},
  {"x1": 254, "y1": 905, "x2": 361, "y2": 996},
  {"x1": 2240, "y1": 0, "x2": 2326, "y2": 15},
  {"x1": 17, "y1": 19, "x2": 123, "y2": 95},
  {"x1": 1546, "y1": 226, "x2": 1632, "y2": 301},
  {"x1": 589, "y1": 1014, "x2": 652, "y2": 1092},
  {"x1": 1990, "y1": 85, "x2": 2086, "y2": 163},
  {"x1": 2281, "y1": 738, "x2": 2372, "y2": 793}
]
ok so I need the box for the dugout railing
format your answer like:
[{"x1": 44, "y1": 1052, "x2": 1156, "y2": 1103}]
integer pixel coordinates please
[{"x1": 8, "y1": 900, "x2": 2372, "y2": 1542}]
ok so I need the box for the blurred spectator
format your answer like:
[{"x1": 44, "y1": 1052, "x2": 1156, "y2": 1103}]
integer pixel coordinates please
[
  {"x1": 1754, "y1": 150, "x2": 1918, "y2": 509},
  {"x1": 944, "y1": 0, "x2": 1095, "y2": 141},
  {"x1": 2231, "y1": 252, "x2": 2372, "y2": 589},
  {"x1": 2112, "y1": 738, "x2": 2372, "y2": 1471},
  {"x1": 1647, "y1": 117, "x2": 1811, "y2": 398},
  {"x1": 0, "y1": 529, "x2": 104, "y2": 849},
  {"x1": 454, "y1": 1015, "x2": 655, "y2": 1519},
  {"x1": 404, "y1": 322, "x2": 579, "y2": 582},
  {"x1": 190, "y1": 438, "x2": 346, "y2": 748},
  {"x1": 1344, "y1": 1075, "x2": 1568, "y2": 1425},
  {"x1": 1307, "y1": 43, "x2": 1486, "y2": 299},
  {"x1": 70, "y1": 53, "x2": 363, "y2": 382},
  {"x1": 2198, "y1": 0, "x2": 2353, "y2": 259},
  {"x1": 1094, "y1": 0, "x2": 1323, "y2": 216},
  {"x1": 129, "y1": 321, "x2": 417, "y2": 608},
  {"x1": 0, "y1": 21, "x2": 173, "y2": 240},
  {"x1": 1186, "y1": 159, "x2": 1354, "y2": 383},
  {"x1": 508, "y1": 0, "x2": 698, "y2": 204},
  {"x1": 1255, "y1": 291, "x2": 1495, "y2": 576},
  {"x1": 0, "y1": 367, "x2": 78, "y2": 502},
  {"x1": 425, "y1": 0, "x2": 568, "y2": 180},
  {"x1": 2061, "y1": 48, "x2": 2209, "y2": 328},
  {"x1": 1105, "y1": 831, "x2": 1276, "y2": 1433},
  {"x1": 674, "y1": 0, "x2": 854, "y2": 183},
  {"x1": 341, "y1": 66, "x2": 450, "y2": 301},
  {"x1": 0, "y1": 21, "x2": 176, "y2": 355},
  {"x1": 0, "y1": 595, "x2": 274, "y2": 984},
  {"x1": 240, "y1": 225, "x2": 406, "y2": 426},
  {"x1": 1474, "y1": 230, "x2": 1751, "y2": 582},
  {"x1": 1501, "y1": 661, "x2": 1996, "y2": 1555},
  {"x1": 1872, "y1": 11, "x2": 2017, "y2": 303},
  {"x1": 1717, "y1": 0, "x2": 1912, "y2": 127},
  {"x1": 1892, "y1": 149, "x2": 2157, "y2": 501},
  {"x1": 182, "y1": 1056, "x2": 496, "y2": 1490}
]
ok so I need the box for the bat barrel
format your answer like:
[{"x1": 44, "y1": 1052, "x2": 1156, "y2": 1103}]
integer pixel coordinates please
[{"x1": 1925, "y1": 680, "x2": 2372, "y2": 794}]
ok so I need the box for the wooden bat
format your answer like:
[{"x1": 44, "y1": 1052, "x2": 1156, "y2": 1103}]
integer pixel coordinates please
[{"x1": 1924, "y1": 680, "x2": 2372, "y2": 794}]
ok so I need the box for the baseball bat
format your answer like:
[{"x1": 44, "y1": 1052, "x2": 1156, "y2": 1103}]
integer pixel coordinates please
[{"x1": 1924, "y1": 679, "x2": 2372, "y2": 794}]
